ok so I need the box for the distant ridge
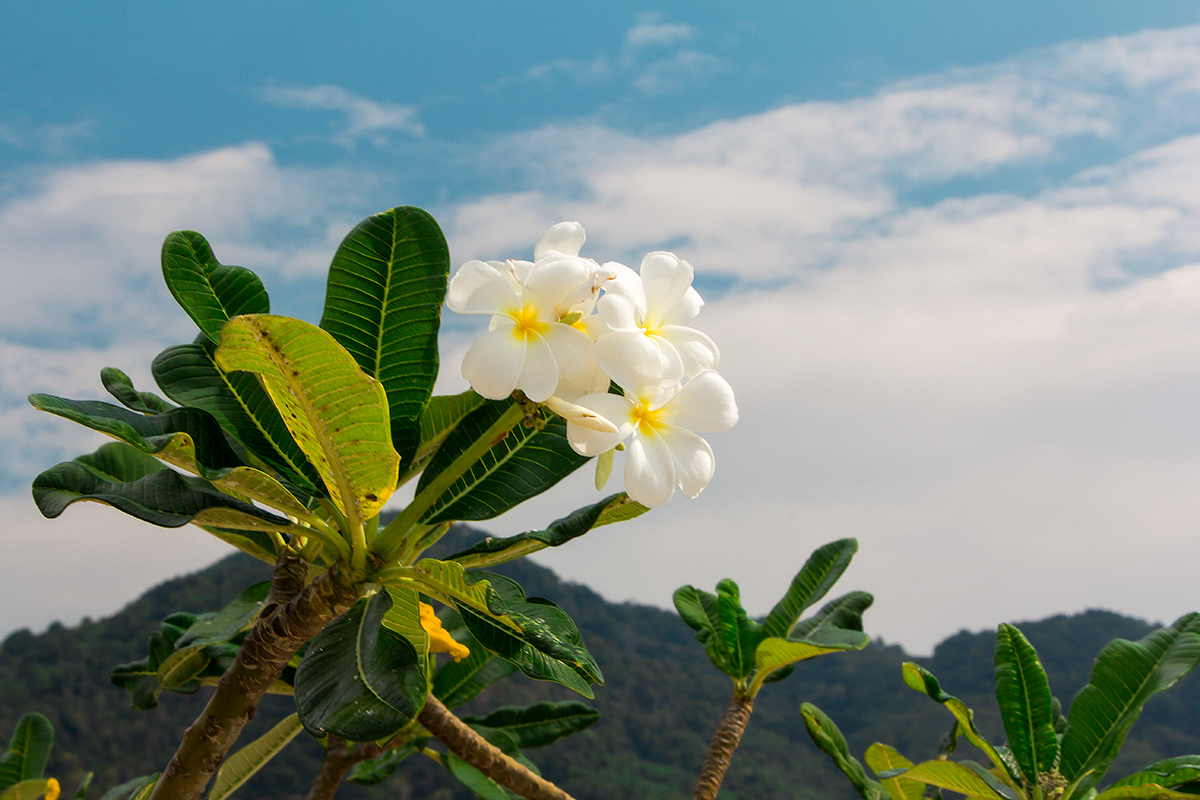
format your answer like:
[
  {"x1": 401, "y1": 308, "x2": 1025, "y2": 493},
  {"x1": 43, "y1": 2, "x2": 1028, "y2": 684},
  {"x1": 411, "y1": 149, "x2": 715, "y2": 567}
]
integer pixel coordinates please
[{"x1": 2, "y1": 526, "x2": 1196, "y2": 800}]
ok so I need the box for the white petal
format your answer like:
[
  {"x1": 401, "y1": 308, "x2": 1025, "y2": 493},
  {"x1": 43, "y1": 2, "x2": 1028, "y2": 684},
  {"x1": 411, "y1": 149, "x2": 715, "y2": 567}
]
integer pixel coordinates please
[
  {"x1": 660, "y1": 285, "x2": 704, "y2": 326},
  {"x1": 597, "y1": 291, "x2": 642, "y2": 332},
  {"x1": 447, "y1": 261, "x2": 517, "y2": 315},
  {"x1": 461, "y1": 327, "x2": 524, "y2": 400},
  {"x1": 535, "y1": 221, "x2": 586, "y2": 260},
  {"x1": 540, "y1": 323, "x2": 596, "y2": 387},
  {"x1": 659, "y1": 370, "x2": 738, "y2": 432},
  {"x1": 656, "y1": 325, "x2": 719, "y2": 375},
  {"x1": 658, "y1": 424, "x2": 715, "y2": 498},
  {"x1": 545, "y1": 395, "x2": 618, "y2": 433},
  {"x1": 566, "y1": 393, "x2": 635, "y2": 455},
  {"x1": 515, "y1": 332, "x2": 559, "y2": 402},
  {"x1": 625, "y1": 429, "x2": 676, "y2": 508},
  {"x1": 524, "y1": 257, "x2": 591, "y2": 312},
  {"x1": 640, "y1": 252, "x2": 694, "y2": 327},
  {"x1": 592, "y1": 332, "x2": 681, "y2": 398}
]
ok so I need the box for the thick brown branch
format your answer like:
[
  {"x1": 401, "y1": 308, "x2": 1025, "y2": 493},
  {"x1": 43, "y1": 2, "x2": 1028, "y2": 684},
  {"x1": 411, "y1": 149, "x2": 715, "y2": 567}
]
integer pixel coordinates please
[
  {"x1": 692, "y1": 692, "x2": 755, "y2": 800},
  {"x1": 418, "y1": 694, "x2": 577, "y2": 800},
  {"x1": 148, "y1": 557, "x2": 359, "y2": 800}
]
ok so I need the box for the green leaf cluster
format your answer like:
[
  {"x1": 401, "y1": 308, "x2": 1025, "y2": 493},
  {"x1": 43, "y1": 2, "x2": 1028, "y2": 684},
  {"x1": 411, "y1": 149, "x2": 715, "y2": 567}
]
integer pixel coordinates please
[
  {"x1": 674, "y1": 538, "x2": 872, "y2": 699},
  {"x1": 805, "y1": 614, "x2": 1200, "y2": 800}
]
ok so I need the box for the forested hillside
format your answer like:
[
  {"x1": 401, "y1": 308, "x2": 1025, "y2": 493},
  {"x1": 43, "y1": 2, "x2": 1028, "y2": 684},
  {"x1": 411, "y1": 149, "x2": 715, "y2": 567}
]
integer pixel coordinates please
[{"x1": 1, "y1": 526, "x2": 1196, "y2": 800}]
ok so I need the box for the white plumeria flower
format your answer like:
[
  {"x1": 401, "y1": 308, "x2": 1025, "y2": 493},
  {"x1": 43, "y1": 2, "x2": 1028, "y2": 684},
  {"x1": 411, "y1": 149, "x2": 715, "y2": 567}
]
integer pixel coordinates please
[
  {"x1": 445, "y1": 222, "x2": 608, "y2": 403},
  {"x1": 597, "y1": 251, "x2": 720, "y2": 386},
  {"x1": 565, "y1": 342, "x2": 738, "y2": 508}
]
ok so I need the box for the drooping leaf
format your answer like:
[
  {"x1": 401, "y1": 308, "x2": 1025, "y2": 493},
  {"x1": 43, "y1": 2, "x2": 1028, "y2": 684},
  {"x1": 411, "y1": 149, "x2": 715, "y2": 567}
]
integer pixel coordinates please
[
  {"x1": 865, "y1": 744, "x2": 925, "y2": 800},
  {"x1": 33, "y1": 460, "x2": 292, "y2": 539},
  {"x1": 294, "y1": 594, "x2": 427, "y2": 742},
  {"x1": 433, "y1": 643, "x2": 519, "y2": 710},
  {"x1": 400, "y1": 390, "x2": 488, "y2": 484},
  {"x1": 100, "y1": 367, "x2": 174, "y2": 414},
  {"x1": 801, "y1": 703, "x2": 886, "y2": 800},
  {"x1": 1095, "y1": 784, "x2": 1200, "y2": 800},
  {"x1": 0, "y1": 714, "x2": 53, "y2": 793},
  {"x1": 416, "y1": 398, "x2": 588, "y2": 523},
  {"x1": 792, "y1": 591, "x2": 874, "y2": 639},
  {"x1": 456, "y1": 572, "x2": 602, "y2": 698},
  {"x1": 161, "y1": 230, "x2": 269, "y2": 343},
  {"x1": 902, "y1": 760, "x2": 1015, "y2": 800},
  {"x1": 318, "y1": 206, "x2": 449, "y2": 470},
  {"x1": 752, "y1": 628, "x2": 871, "y2": 692},
  {"x1": 901, "y1": 662, "x2": 1016, "y2": 781},
  {"x1": 673, "y1": 584, "x2": 721, "y2": 642},
  {"x1": 207, "y1": 713, "x2": 303, "y2": 800},
  {"x1": 446, "y1": 493, "x2": 648, "y2": 568},
  {"x1": 27, "y1": 396, "x2": 244, "y2": 479},
  {"x1": 461, "y1": 701, "x2": 600, "y2": 749},
  {"x1": 1109, "y1": 757, "x2": 1200, "y2": 791},
  {"x1": 215, "y1": 314, "x2": 399, "y2": 525},
  {"x1": 1061, "y1": 613, "x2": 1200, "y2": 796},
  {"x1": 762, "y1": 538, "x2": 858, "y2": 639},
  {"x1": 994, "y1": 623, "x2": 1057, "y2": 784},
  {"x1": 152, "y1": 340, "x2": 323, "y2": 495}
]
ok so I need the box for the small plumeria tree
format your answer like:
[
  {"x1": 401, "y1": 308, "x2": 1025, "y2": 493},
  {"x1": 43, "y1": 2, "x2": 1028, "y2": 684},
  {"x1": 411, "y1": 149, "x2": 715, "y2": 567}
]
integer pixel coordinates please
[{"x1": 24, "y1": 206, "x2": 756, "y2": 800}]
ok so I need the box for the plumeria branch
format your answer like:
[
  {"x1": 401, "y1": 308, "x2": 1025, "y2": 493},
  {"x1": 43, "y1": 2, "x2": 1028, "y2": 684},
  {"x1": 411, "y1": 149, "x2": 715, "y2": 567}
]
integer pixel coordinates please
[
  {"x1": 417, "y1": 694, "x2": 579, "y2": 800},
  {"x1": 692, "y1": 693, "x2": 755, "y2": 800}
]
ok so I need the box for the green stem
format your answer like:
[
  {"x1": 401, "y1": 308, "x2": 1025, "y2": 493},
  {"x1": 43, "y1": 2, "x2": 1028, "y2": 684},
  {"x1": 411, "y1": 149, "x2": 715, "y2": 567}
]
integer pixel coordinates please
[{"x1": 372, "y1": 402, "x2": 525, "y2": 561}]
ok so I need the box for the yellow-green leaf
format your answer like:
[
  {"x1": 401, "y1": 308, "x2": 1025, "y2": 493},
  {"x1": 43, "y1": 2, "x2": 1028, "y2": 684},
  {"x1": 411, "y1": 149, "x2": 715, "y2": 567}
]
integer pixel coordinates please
[
  {"x1": 208, "y1": 714, "x2": 303, "y2": 800},
  {"x1": 903, "y1": 761, "x2": 1010, "y2": 800},
  {"x1": 215, "y1": 315, "x2": 399, "y2": 525},
  {"x1": 865, "y1": 744, "x2": 924, "y2": 800}
]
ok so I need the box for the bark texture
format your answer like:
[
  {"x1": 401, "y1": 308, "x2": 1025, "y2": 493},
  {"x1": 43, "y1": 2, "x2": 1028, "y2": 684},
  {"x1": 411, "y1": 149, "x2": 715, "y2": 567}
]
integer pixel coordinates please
[
  {"x1": 148, "y1": 557, "x2": 360, "y2": 800},
  {"x1": 417, "y1": 694, "x2": 578, "y2": 800},
  {"x1": 692, "y1": 693, "x2": 755, "y2": 800}
]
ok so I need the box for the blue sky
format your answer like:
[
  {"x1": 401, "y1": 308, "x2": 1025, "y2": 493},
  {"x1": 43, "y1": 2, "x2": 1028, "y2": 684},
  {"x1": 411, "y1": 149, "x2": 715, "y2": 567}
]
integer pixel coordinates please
[{"x1": 4, "y1": 3, "x2": 1200, "y2": 654}]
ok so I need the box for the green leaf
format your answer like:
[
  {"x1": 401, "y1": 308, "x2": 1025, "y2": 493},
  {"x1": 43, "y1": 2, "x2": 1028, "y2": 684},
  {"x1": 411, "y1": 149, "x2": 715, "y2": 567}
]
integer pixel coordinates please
[
  {"x1": 446, "y1": 493, "x2": 649, "y2": 568},
  {"x1": 457, "y1": 572, "x2": 602, "y2": 698},
  {"x1": 32, "y1": 459, "x2": 291, "y2": 537},
  {"x1": 0, "y1": 714, "x2": 53, "y2": 793},
  {"x1": 902, "y1": 760, "x2": 1015, "y2": 800},
  {"x1": 432, "y1": 644, "x2": 519, "y2": 710},
  {"x1": 216, "y1": 314, "x2": 399, "y2": 525},
  {"x1": 1061, "y1": 613, "x2": 1200, "y2": 795},
  {"x1": 294, "y1": 593, "x2": 427, "y2": 742},
  {"x1": 865, "y1": 744, "x2": 925, "y2": 800},
  {"x1": 461, "y1": 701, "x2": 600, "y2": 749},
  {"x1": 753, "y1": 628, "x2": 871, "y2": 691},
  {"x1": 1109, "y1": 757, "x2": 1200, "y2": 791},
  {"x1": 27, "y1": 395, "x2": 245, "y2": 480},
  {"x1": 673, "y1": 584, "x2": 719, "y2": 641},
  {"x1": 901, "y1": 662, "x2": 1015, "y2": 781},
  {"x1": 716, "y1": 579, "x2": 763, "y2": 680},
  {"x1": 207, "y1": 713, "x2": 303, "y2": 800},
  {"x1": 801, "y1": 703, "x2": 886, "y2": 800},
  {"x1": 444, "y1": 753, "x2": 510, "y2": 800},
  {"x1": 152, "y1": 340, "x2": 323, "y2": 496},
  {"x1": 792, "y1": 591, "x2": 874, "y2": 639},
  {"x1": 72, "y1": 772, "x2": 93, "y2": 800},
  {"x1": 380, "y1": 585, "x2": 429, "y2": 678},
  {"x1": 100, "y1": 367, "x2": 174, "y2": 414},
  {"x1": 161, "y1": 230, "x2": 269, "y2": 343},
  {"x1": 994, "y1": 623, "x2": 1057, "y2": 784},
  {"x1": 416, "y1": 398, "x2": 588, "y2": 523},
  {"x1": 0, "y1": 779, "x2": 55, "y2": 800},
  {"x1": 763, "y1": 538, "x2": 858, "y2": 639},
  {"x1": 96, "y1": 774, "x2": 158, "y2": 800},
  {"x1": 1095, "y1": 785, "x2": 1200, "y2": 800},
  {"x1": 318, "y1": 206, "x2": 449, "y2": 470},
  {"x1": 386, "y1": 559, "x2": 496, "y2": 617},
  {"x1": 401, "y1": 390, "x2": 488, "y2": 484},
  {"x1": 347, "y1": 746, "x2": 416, "y2": 786}
]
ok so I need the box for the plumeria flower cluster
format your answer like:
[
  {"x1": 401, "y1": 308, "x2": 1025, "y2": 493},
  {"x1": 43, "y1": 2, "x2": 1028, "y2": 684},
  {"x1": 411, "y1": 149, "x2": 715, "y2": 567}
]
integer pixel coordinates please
[{"x1": 446, "y1": 222, "x2": 738, "y2": 508}]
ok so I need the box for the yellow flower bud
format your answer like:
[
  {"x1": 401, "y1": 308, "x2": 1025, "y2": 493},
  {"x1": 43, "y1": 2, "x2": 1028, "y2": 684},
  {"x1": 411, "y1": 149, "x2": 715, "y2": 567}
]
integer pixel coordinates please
[
  {"x1": 45, "y1": 778, "x2": 61, "y2": 800},
  {"x1": 419, "y1": 602, "x2": 470, "y2": 662}
]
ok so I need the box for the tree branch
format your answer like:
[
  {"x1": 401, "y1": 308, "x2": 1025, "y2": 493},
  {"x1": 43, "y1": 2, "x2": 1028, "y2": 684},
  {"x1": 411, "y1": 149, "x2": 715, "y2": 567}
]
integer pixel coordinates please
[
  {"x1": 417, "y1": 694, "x2": 578, "y2": 800},
  {"x1": 692, "y1": 692, "x2": 755, "y2": 800},
  {"x1": 148, "y1": 557, "x2": 360, "y2": 800},
  {"x1": 304, "y1": 736, "x2": 386, "y2": 800}
]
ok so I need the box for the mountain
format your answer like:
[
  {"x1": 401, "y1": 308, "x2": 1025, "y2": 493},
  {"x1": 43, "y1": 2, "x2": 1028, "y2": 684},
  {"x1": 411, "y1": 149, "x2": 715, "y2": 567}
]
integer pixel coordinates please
[{"x1": 1, "y1": 526, "x2": 1196, "y2": 800}]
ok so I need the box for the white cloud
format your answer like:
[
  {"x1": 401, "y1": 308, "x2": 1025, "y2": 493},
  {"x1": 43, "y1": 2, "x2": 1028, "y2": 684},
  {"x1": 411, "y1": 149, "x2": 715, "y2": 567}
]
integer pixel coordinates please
[
  {"x1": 625, "y1": 13, "x2": 694, "y2": 48},
  {"x1": 0, "y1": 118, "x2": 96, "y2": 155},
  {"x1": 259, "y1": 84, "x2": 424, "y2": 146}
]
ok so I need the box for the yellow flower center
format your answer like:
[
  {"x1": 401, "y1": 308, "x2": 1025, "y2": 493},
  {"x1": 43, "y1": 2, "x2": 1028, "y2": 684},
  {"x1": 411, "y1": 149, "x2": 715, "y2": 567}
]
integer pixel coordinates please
[
  {"x1": 419, "y1": 602, "x2": 471, "y2": 662},
  {"x1": 510, "y1": 304, "x2": 547, "y2": 340},
  {"x1": 631, "y1": 402, "x2": 663, "y2": 435}
]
